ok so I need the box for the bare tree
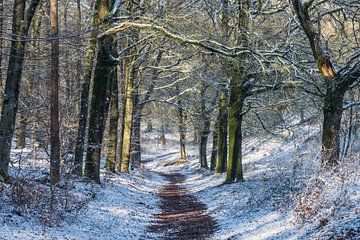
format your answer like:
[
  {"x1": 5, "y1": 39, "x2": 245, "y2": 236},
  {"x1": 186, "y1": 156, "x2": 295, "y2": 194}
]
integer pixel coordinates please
[
  {"x1": 0, "y1": 0, "x2": 40, "y2": 181},
  {"x1": 50, "y1": 0, "x2": 60, "y2": 184}
]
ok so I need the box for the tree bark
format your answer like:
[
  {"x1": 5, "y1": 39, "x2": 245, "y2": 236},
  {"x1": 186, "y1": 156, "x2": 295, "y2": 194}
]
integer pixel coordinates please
[
  {"x1": 131, "y1": 90, "x2": 141, "y2": 169},
  {"x1": 321, "y1": 90, "x2": 344, "y2": 166},
  {"x1": 0, "y1": 0, "x2": 3, "y2": 91},
  {"x1": 210, "y1": 129, "x2": 218, "y2": 171},
  {"x1": 226, "y1": 76, "x2": 246, "y2": 182},
  {"x1": 176, "y1": 85, "x2": 187, "y2": 161},
  {"x1": 84, "y1": 0, "x2": 115, "y2": 183},
  {"x1": 50, "y1": 0, "x2": 60, "y2": 184},
  {"x1": 215, "y1": 89, "x2": 228, "y2": 173},
  {"x1": 199, "y1": 83, "x2": 210, "y2": 168},
  {"x1": 291, "y1": 0, "x2": 360, "y2": 166},
  {"x1": 105, "y1": 68, "x2": 119, "y2": 172},
  {"x1": 0, "y1": 0, "x2": 40, "y2": 181},
  {"x1": 120, "y1": 60, "x2": 137, "y2": 173},
  {"x1": 117, "y1": 60, "x2": 126, "y2": 171},
  {"x1": 74, "y1": 0, "x2": 99, "y2": 175},
  {"x1": 225, "y1": 0, "x2": 249, "y2": 183}
]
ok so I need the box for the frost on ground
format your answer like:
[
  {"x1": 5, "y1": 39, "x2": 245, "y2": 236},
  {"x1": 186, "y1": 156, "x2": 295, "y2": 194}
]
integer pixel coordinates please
[
  {"x1": 0, "y1": 122, "x2": 359, "y2": 240},
  {"x1": 0, "y1": 148, "x2": 163, "y2": 240}
]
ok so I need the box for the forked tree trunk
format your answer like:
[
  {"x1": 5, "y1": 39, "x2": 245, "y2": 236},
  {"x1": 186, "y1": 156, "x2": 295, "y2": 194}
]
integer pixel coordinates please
[{"x1": 0, "y1": 0, "x2": 40, "y2": 181}]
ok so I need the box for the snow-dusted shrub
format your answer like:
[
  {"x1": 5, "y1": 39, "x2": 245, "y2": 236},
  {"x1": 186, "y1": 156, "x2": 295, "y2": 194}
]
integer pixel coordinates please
[
  {"x1": 293, "y1": 157, "x2": 360, "y2": 229},
  {"x1": 11, "y1": 178, "x2": 46, "y2": 210}
]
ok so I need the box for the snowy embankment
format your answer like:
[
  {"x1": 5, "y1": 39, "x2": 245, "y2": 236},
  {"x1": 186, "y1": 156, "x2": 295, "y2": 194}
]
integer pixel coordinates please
[
  {"x1": 149, "y1": 124, "x2": 360, "y2": 240},
  {"x1": 1, "y1": 122, "x2": 359, "y2": 240},
  {"x1": 0, "y1": 150, "x2": 164, "y2": 240}
]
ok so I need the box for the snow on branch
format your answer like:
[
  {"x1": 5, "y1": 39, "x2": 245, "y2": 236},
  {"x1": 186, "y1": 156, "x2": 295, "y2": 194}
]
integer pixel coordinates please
[
  {"x1": 109, "y1": 0, "x2": 123, "y2": 18},
  {"x1": 98, "y1": 21, "x2": 252, "y2": 57}
]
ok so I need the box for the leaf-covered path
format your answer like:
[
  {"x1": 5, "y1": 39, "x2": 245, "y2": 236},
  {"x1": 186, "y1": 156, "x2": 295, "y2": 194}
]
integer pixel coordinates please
[{"x1": 148, "y1": 172, "x2": 217, "y2": 240}]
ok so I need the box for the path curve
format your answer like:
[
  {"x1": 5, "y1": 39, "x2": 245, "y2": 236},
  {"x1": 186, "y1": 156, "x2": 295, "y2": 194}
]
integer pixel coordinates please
[{"x1": 148, "y1": 172, "x2": 217, "y2": 240}]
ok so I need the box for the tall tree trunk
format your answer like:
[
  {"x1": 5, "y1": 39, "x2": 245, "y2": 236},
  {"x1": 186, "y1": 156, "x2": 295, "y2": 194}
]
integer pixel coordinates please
[
  {"x1": 226, "y1": 75, "x2": 246, "y2": 182},
  {"x1": 105, "y1": 68, "x2": 119, "y2": 172},
  {"x1": 28, "y1": 3, "x2": 43, "y2": 149},
  {"x1": 73, "y1": 3, "x2": 98, "y2": 175},
  {"x1": 225, "y1": 0, "x2": 249, "y2": 183},
  {"x1": 210, "y1": 129, "x2": 218, "y2": 171},
  {"x1": 75, "y1": 0, "x2": 82, "y2": 113},
  {"x1": 120, "y1": 60, "x2": 137, "y2": 173},
  {"x1": 322, "y1": 90, "x2": 344, "y2": 165},
  {"x1": 199, "y1": 83, "x2": 210, "y2": 168},
  {"x1": 0, "y1": 0, "x2": 40, "y2": 181},
  {"x1": 117, "y1": 60, "x2": 126, "y2": 171},
  {"x1": 291, "y1": 0, "x2": 360, "y2": 166},
  {"x1": 131, "y1": 90, "x2": 141, "y2": 169},
  {"x1": 176, "y1": 85, "x2": 187, "y2": 161},
  {"x1": 214, "y1": 0, "x2": 230, "y2": 174},
  {"x1": 84, "y1": 0, "x2": 115, "y2": 183},
  {"x1": 50, "y1": 0, "x2": 60, "y2": 184},
  {"x1": 0, "y1": 0, "x2": 3, "y2": 91},
  {"x1": 215, "y1": 89, "x2": 228, "y2": 173}
]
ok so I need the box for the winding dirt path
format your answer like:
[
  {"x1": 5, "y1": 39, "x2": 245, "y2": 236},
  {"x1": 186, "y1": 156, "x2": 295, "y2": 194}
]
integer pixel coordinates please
[{"x1": 148, "y1": 173, "x2": 217, "y2": 240}]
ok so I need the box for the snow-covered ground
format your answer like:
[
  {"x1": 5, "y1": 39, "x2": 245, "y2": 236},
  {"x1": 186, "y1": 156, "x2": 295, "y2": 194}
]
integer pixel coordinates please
[
  {"x1": 1, "y1": 122, "x2": 359, "y2": 239},
  {"x1": 0, "y1": 150, "x2": 164, "y2": 240}
]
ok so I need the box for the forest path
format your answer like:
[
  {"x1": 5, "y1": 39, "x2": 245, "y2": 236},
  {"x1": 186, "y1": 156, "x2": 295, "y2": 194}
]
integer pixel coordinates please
[{"x1": 147, "y1": 172, "x2": 217, "y2": 240}]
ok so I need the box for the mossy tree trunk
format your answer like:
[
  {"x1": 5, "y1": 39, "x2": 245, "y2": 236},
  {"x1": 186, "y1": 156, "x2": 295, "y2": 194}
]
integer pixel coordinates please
[
  {"x1": 0, "y1": 0, "x2": 40, "y2": 180},
  {"x1": 176, "y1": 85, "x2": 187, "y2": 161},
  {"x1": 226, "y1": 71, "x2": 246, "y2": 182},
  {"x1": 84, "y1": 0, "x2": 116, "y2": 183},
  {"x1": 105, "y1": 69, "x2": 119, "y2": 172},
  {"x1": 215, "y1": 89, "x2": 228, "y2": 173},
  {"x1": 225, "y1": 0, "x2": 249, "y2": 183},
  {"x1": 120, "y1": 59, "x2": 137, "y2": 173},
  {"x1": 117, "y1": 59, "x2": 126, "y2": 171}
]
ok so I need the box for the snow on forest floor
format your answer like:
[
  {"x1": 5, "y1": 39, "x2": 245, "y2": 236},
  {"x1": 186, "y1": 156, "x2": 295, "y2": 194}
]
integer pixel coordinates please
[
  {"x1": 1, "y1": 122, "x2": 360, "y2": 239},
  {"x1": 0, "y1": 150, "x2": 164, "y2": 240}
]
